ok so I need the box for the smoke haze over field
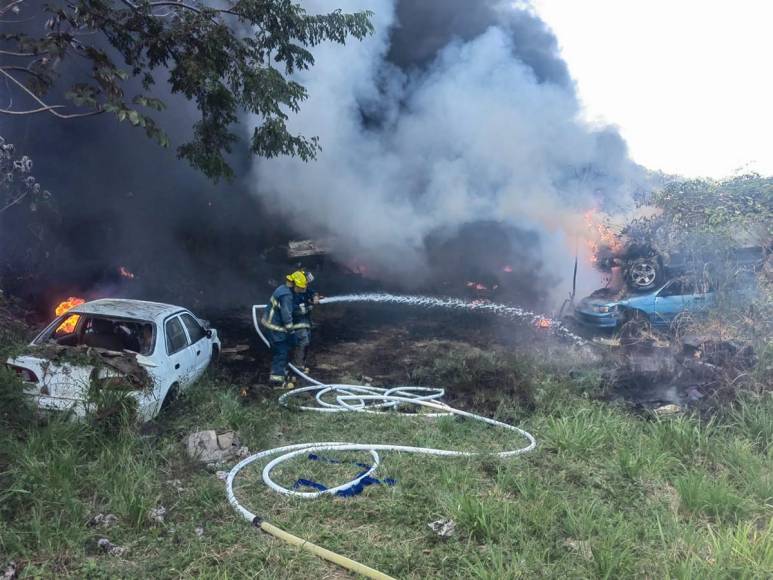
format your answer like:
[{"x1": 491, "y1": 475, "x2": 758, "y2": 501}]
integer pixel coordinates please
[
  {"x1": 251, "y1": 0, "x2": 649, "y2": 301},
  {"x1": 2, "y1": 0, "x2": 651, "y2": 311}
]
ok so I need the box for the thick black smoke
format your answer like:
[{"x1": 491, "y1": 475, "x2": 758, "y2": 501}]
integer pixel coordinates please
[
  {"x1": 251, "y1": 0, "x2": 650, "y2": 307},
  {"x1": 2, "y1": 0, "x2": 649, "y2": 314},
  {"x1": 388, "y1": 0, "x2": 571, "y2": 87}
]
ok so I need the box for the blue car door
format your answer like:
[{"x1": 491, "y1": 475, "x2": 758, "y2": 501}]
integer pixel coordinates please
[
  {"x1": 681, "y1": 280, "x2": 713, "y2": 314},
  {"x1": 653, "y1": 280, "x2": 686, "y2": 326}
]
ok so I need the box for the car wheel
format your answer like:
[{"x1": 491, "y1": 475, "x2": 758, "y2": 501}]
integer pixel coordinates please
[
  {"x1": 210, "y1": 345, "x2": 220, "y2": 366},
  {"x1": 626, "y1": 257, "x2": 662, "y2": 292}
]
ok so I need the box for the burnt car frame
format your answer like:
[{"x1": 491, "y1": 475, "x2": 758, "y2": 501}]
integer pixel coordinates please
[
  {"x1": 575, "y1": 277, "x2": 715, "y2": 330},
  {"x1": 6, "y1": 299, "x2": 221, "y2": 421}
]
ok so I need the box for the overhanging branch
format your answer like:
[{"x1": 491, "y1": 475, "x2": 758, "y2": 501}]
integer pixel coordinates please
[{"x1": 0, "y1": 68, "x2": 103, "y2": 119}]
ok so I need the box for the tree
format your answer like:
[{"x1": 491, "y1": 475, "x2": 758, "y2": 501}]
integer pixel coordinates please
[
  {"x1": 624, "y1": 175, "x2": 773, "y2": 251},
  {"x1": 0, "y1": 136, "x2": 51, "y2": 214},
  {"x1": 0, "y1": 0, "x2": 373, "y2": 179}
]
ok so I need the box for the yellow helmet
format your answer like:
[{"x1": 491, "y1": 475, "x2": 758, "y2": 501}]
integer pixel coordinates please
[{"x1": 286, "y1": 270, "x2": 308, "y2": 289}]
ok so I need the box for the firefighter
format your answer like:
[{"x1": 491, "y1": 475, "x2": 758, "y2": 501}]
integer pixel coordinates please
[
  {"x1": 260, "y1": 270, "x2": 308, "y2": 388},
  {"x1": 291, "y1": 270, "x2": 319, "y2": 373}
]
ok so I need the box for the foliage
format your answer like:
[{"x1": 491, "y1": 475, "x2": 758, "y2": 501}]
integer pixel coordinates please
[
  {"x1": 0, "y1": 137, "x2": 57, "y2": 292},
  {"x1": 0, "y1": 0, "x2": 374, "y2": 179},
  {"x1": 0, "y1": 135, "x2": 51, "y2": 214},
  {"x1": 1, "y1": 371, "x2": 772, "y2": 577},
  {"x1": 654, "y1": 174, "x2": 773, "y2": 240},
  {"x1": 624, "y1": 174, "x2": 773, "y2": 253}
]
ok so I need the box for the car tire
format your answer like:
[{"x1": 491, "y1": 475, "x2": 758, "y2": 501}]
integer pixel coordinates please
[
  {"x1": 210, "y1": 345, "x2": 220, "y2": 366},
  {"x1": 626, "y1": 257, "x2": 663, "y2": 292}
]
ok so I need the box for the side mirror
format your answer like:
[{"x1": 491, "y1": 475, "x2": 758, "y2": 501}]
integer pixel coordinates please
[{"x1": 205, "y1": 329, "x2": 213, "y2": 339}]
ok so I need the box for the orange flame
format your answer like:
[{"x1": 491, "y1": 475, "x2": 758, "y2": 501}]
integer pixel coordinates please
[
  {"x1": 466, "y1": 281, "x2": 488, "y2": 291},
  {"x1": 535, "y1": 318, "x2": 551, "y2": 329},
  {"x1": 583, "y1": 209, "x2": 623, "y2": 264},
  {"x1": 55, "y1": 297, "x2": 85, "y2": 334},
  {"x1": 119, "y1": 266, "x2": 135, "y2": 279},
  {"x1": 502, "y1": 265, "x2": 513, "y2": 273}
]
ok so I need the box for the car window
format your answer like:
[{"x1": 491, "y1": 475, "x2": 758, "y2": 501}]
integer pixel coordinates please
[
  {"x1": 165, "y1": 316, "x2": 189, "y2": 354},
  {"x1": 181, "y1": 313, "x2": 205, "y2": 344},
  {"x1": 658, "y1": 280, "x2": 684, "y2": 297},
  {"x1": 39, "y1": 315, "x2": 154, "y2": 354}
]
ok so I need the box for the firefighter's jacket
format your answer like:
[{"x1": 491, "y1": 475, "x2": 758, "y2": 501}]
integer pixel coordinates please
[
  {"x1": 292, "y1": 289, "x2": 315, "y2": 332},
  {"x1": 260, "y1": 284, "x2": 295, "y2": 342}
]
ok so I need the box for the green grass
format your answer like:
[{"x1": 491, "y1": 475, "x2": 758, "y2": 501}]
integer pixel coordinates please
[{"x1": 1, "y1": 365, "x2": 772, "y2": 579}]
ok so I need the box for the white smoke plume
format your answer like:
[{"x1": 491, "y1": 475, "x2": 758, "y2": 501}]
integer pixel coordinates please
[{"x1": 250, "y1": 0, "x2": 649, "y2": 301}]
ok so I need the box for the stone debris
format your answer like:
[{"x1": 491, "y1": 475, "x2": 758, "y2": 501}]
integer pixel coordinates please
[
  {"x1": 88, "y1": 513, "x2": 118, "y2": 528},
  {"x1": 186, "y1": 430, "x2": 247, "y2": 463},
  {"x1": 149, "y1": 506, "x2": 167, "y2": 523},
  {"x1": 216, "y1": 471, "x2": 228, "y2": 481},
  {"x1": 654, "y1": 404, "x2": 682, "y2": 416},
  {"x1": 563, "y1": 538, "x2": 593, "y2": 560},
  {"x1": 221, "y1": 345, "x2": 250, "y2": 354},
  {"x1": 2, "y1": 561, "x2": 18, "y2": 580},
  {"x1": 166, "y1": 479, "x2": 185, "y2": 492},
  {"x1": 97, "y1": 538, "x2": 128, "y2": 557},
  {"x1": 195, "y1": 526, "x2": 205, "y2": 538},
  {"x1": 428, "y1": 518, "x2": 456, "y2": 538}
]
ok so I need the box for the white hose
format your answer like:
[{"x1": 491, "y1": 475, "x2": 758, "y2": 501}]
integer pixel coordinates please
[
  {"x1": 226, "y1": 295, "x2": 541, "y2": 577},
  {"x1": 228, "y1": 294, "x2": 539, "y2": 507}
]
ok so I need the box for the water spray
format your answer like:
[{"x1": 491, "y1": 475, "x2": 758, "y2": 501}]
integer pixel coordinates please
[{"x1": 227, "y1": 293, "x2": 560, "y2": 579}]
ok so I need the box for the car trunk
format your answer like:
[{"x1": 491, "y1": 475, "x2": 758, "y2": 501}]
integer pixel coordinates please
[
  {"x1": 9, "y1": 350, "x2": 157, "y2": 415},
  {"x1": 10, "y1": 354, "x2": 95, "y2": 399}
]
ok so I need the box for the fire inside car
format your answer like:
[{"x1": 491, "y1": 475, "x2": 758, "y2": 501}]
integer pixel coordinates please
[{"x1": 41, "y1": 314, "x2": 155, "y2": 355}]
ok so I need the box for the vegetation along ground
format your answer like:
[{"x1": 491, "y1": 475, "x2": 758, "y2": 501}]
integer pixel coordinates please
[{"x1": 0, "y1": 307, "x2": 771, "y2": 579}]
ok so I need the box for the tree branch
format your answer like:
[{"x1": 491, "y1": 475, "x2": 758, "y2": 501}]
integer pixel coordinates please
[
  {"x1": 2, "y1": 65, "x2": 45, "y2": 81},
  {"x1": 0, "y1": 49, "x2": 41, "y2": 57},
  {"x1": 0, "y1": 0, "x2": 24, "y2": 18},
  {"x1": 0, "y1": 189, "x2": 30, "y2": 213},
  {"x1": 0, "y1": 68, "x2": 103, "y2": 118},
  {"x1": 148, "y1": 1, "x2": 204, "y2": 14}
]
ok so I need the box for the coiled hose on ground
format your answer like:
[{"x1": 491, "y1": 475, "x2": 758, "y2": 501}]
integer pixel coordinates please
[{"x1": 226, "y1": 294, "x2": 544, "y2": 579}]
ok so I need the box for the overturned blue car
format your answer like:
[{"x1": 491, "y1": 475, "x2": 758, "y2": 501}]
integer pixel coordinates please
[{"x1": 574, "y1": 278, "x2": 715, "y2": 330}]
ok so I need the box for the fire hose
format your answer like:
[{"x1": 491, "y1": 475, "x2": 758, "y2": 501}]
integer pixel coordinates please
[{"x1": 226, "y1": 294, "x2": 549, "y2": 579}]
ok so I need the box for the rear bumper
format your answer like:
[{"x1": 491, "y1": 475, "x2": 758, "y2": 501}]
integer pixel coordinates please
[
  {"x1": 29, "y1": 392, "x2": 153, "y2": 421},
  {"x1": 32, "y1": 395, "x2": 87, "y2": 417}
]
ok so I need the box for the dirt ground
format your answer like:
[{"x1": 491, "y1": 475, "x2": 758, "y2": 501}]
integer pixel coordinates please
[{"x1": 209, "y1": 303, "x2": 568, "y2": 397}]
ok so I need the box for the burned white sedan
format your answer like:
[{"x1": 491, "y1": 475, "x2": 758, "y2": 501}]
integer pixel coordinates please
[{"x1": 6, "y1": 299, "x2": 221, "y2": 421}]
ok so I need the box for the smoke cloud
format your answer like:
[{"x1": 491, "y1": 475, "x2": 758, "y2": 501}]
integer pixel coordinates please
[{"x1": 251, "y1": 0, "x2": 649, "y2": 303}]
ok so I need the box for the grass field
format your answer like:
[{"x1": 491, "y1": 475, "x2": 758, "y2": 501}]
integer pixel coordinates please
[{"x1": 1, "y1": 351, "x2": 771, "y2": 579}]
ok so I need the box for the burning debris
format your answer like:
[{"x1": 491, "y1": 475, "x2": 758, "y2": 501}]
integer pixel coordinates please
[{"x1": 118, "y1": 267, "x2": 135, "y2": 280}]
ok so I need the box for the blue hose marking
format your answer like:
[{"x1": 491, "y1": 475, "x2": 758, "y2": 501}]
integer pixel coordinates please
[{"x1": 293, "y1": 454, "x2": 398, "y2": 497}]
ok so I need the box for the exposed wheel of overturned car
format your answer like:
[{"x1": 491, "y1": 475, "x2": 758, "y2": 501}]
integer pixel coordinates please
[{"x1": 626, "y1": 257, "x2": 662, "y2": 292}]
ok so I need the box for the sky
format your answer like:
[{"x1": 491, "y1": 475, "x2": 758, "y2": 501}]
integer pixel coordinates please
[{"x1": 532, "y1": 0, "x2": 773, "y2": 179}]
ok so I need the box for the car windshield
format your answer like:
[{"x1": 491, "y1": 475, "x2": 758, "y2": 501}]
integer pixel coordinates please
[{"x1": 36, "y1": 314, "x2": 155, "y2": 355}]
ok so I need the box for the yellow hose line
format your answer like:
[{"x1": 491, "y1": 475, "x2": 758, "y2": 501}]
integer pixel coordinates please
[{"x1": 259, "y1": 520, "x2": 395, "y2": 580}]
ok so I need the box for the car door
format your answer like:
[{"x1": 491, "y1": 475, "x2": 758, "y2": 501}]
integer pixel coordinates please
[
  {"x1": 652, "y1": 279, "x2": 686, "y2": 326},
  {"x1": 681, "y1": 279, "x2": 713, "y2": 314},
  {"x1": 180, "y1": 312, "x2": 211, "y2": 381},
  {"x1": 164, "y1": 314, "x2": 196, "y2": 388}
]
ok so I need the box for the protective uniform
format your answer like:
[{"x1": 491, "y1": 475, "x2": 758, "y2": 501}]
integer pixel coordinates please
[
  {"x1": 291, "y1": 283, "x2": 315, "y2": 370},
  {"x1": 260, "y1": 282, "x2": 296, "y2": 385}
]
